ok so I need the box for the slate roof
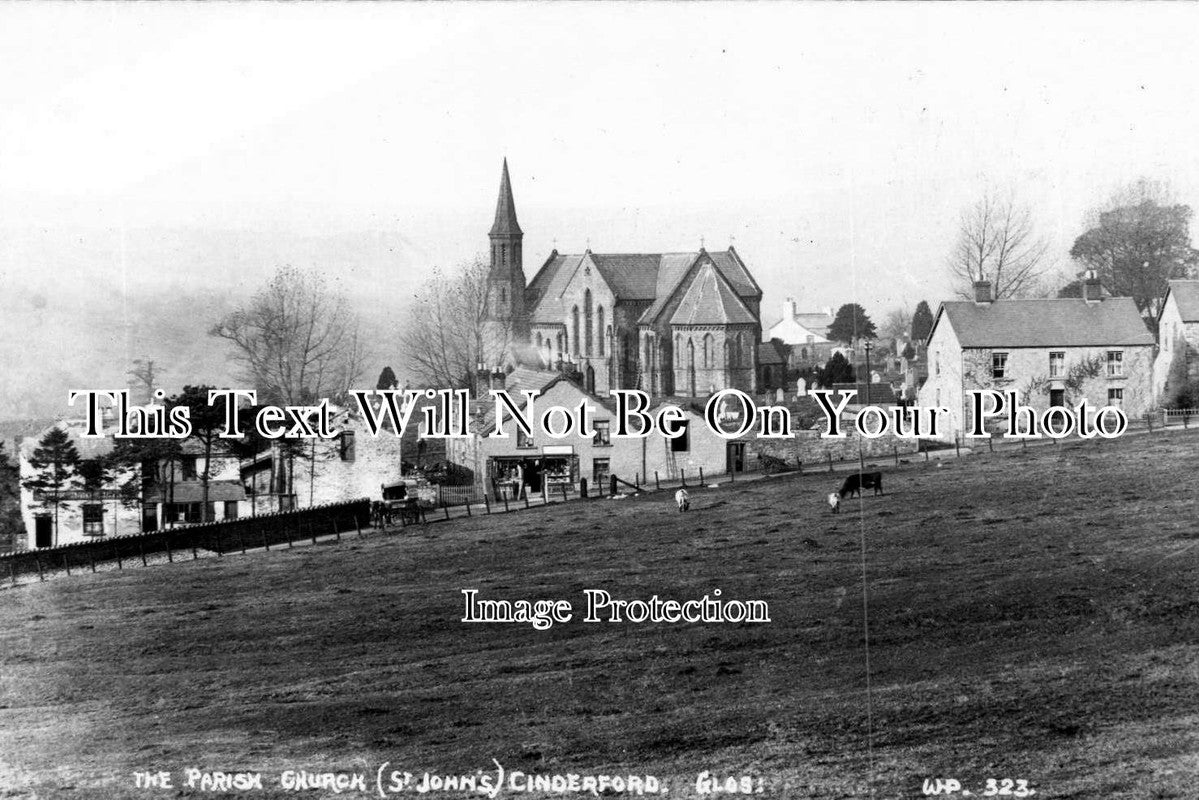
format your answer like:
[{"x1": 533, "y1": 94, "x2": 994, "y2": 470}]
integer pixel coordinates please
[
  {"x1": 758, "y1": 339, "x2": 788, "y2": 366},
  {"x1": 933, "y1": 297, "x2": 1154, "y2": 348},
  {"x1": 670, "y1": 263, "x2": 757, "y2": 326},
  {"x1": 524, "y1": 248, "x2": 761, "y2": 324},
  {"x1": 1164, "y1": 280, "x2": 1199, "y2": 323},
  {"x1": 146, "y1": 480, "x2": 246, "y2": 504}
]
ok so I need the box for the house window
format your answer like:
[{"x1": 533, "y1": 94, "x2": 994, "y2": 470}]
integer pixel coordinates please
[
  {"x1": 593, "y1": 420, "x2": 611, "y2": 446},
  {"x1": 224, "y1": 501, "x2": 239, "y2": 520},
  {"x1": 1106, "y1": 350, "x2": 1124, "y2": 377},
  {"x1": 516, "y1": 428, "x2": 534, "y2": 449},
  {"x1": 935, "y1": 352, "x2": 940, "y2": 376},
  {"x1": 339, "y1": 430, "x2": 356, "y2": 462},
  {"x1": 180, "y1": 456, "x2": 197, "y2": 480},
  {"x1": 991, "y1": 352, "x2": 1008, "y2": 379},
  {"x1": 670, "y1": 421, "x2": 690, "y2": 453},
  {"x1": 593, "y1": 458, "x2": 611, "y2": 486},
  {"x1": 1108, "y1": 387, "x2": 1124, "y2": 407},
  {"x1": 82, "y1": 504, "x2": 104, "y2": 537},
  {"x1": 1049, "y1": 352, "x2": 1065, "y2": 378}
]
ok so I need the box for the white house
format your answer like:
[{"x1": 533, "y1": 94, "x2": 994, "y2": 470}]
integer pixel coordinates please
[{"x1": 1154, "y1": 279, "x2": 1199, "y2": 406}]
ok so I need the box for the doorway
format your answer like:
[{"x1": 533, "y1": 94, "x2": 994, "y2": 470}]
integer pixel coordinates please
[
  {"x1": 34, "y1": 515, "x2": 52, "y2": 548},
  {"x1": 726, "y1": 442, "x2": 746, "y2": 473}
]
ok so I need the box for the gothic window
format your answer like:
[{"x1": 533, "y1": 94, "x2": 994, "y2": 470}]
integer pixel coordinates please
[
  {"x1": 572, "y1": 307, "x2": 580, "y2": 356},
  {"x1": 724, "y1": 340, "x2": 731, "y2": 369},
  {"x1": 557, "y1": 332, "x2": 564, "y2": 355},
  {"x1": 703, "y1": 333, "x2": 713, "y2": 368},
  {"x1": 597, "y1": 307, "x2": 606, "y2": 356},
  {"x1": 688, "y1": 338, "x2": 696, "y2": 397},
  {"x1": 584, "y1": 290, "x2": 593, "y2": 356},
  {"x1": 501, "y1": 244, "x2": 508, "y2": 267},
  {"x1": 500, "y1": 286, "x2": 507, "y2": 304}
]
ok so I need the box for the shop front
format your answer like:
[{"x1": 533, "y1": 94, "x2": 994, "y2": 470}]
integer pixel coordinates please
[{"x1": 489, "y1": 445, "x2": 579, "y2": 500}]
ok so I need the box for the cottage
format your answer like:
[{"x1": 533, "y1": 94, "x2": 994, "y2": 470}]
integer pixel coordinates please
[
  {"x1": 918, "y1": 276, "x2": 1155, "y2": 439},
  {"x1": 764, "y1": 298, "x2": 840, "y2": 370},
  {"x1": 19, "y1": 419, "x2": 141, "y2": 548},
  {"x1": 1153, "y1": 279, "x2": 1199, "y2": 406}
]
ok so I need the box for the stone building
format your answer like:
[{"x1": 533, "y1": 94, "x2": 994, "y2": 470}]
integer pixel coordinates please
[
  {"x1": 483, "y1": 160, "x2": 764, "y2": 398},
  {"x1": 917, "y1": 276, "x2": 1156, "y2": 438},
  {"x1": 1154, "y1": 279, "x2": 1199, "y2": 406},
  {"x1": 445, "y1": 369, "x2": 741, "y2": 499}
]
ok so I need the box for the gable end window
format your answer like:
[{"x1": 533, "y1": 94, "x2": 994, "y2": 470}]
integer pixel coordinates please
[{"x1": 1049, "y1": 352, "x2": 1065, "y2": 378}]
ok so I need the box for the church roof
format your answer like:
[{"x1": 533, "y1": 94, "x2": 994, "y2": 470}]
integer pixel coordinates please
[
  {"x1": 489, "y1": 159, "x2": 522, "y2": 237},
  {"x1": 669, "y1": 262, "x2": 757, "y2": 326},
  {"x1": 525, "y1": 247, "x2": 761, "y2": 322}
]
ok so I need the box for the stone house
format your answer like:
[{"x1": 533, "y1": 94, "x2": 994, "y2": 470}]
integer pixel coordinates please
[
  {"x1": 1153, "y1": 279, "x2": 1199, "y2": 406},
  {"x1": 918, "y1": 277, "x2": 1156, "y2": 438}
]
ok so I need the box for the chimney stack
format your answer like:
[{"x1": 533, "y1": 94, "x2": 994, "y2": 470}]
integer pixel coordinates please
[
  {"x1": 490, "y1": 365, "x2": 506, "y2": 392},
  {"x1": 1083, "y1": 269, "x2": 1103, "y2": 303},
  {"x1": 973, "y1": 280, "x2": 993, "y2": 304}
]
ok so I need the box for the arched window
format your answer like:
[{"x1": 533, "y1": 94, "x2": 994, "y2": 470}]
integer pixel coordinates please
[
  {"x1": 584, "y1": 290, "x2": 593, "y2": 356},
  {"x1": 535, "y1": 333, "x2": 542, "y2": 350},
  {"x1": 500, "y1": 286, "x2": 507, "y2": 304},
  {"x1": 723, "y1": 340, "x2": 731, "y2": 369},
  {"x1": 703, "y1": 334, "x2": 713, "y2": 368},
  {"x1": 597, "y1": 306, "x2": 605, "y2": 356},
  {"x1": 500, "y1": 244, "x2": 507, "y2": 267},
  {"x1": 557, "y1": 332, "x2": 564, "y2": 355},
  {"x1": 687, "y1": 338, "x2": 696, "y2": 397},
  {"x1": 572, "y1": 307, "x2": 580, "y2": 356}
]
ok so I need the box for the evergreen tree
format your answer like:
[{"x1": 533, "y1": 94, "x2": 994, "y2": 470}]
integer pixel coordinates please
[
  {"x1": 911, "y1": 300, "x2": 934, "y2": 343},
  {"x1": 827, "y1": 303, "x2": 877, "y2": 345},
  {"x1": 21, "y1": 427, "x2": 80, "y2": 547}
]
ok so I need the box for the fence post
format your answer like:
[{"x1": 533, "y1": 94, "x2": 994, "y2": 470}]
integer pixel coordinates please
[
  {"x1": 139, "y1": 538, "x2": 147, "y2": 567},
  {"x1": 89, "y1": 547, "x2": 96, "y2": 573},
  {"x1": 63, "y1": 551, "x2": 70, "y2": 576},
  {"x1": 893, "y1": 446, "x2": 899, "y2": 466},
  {"x1": 954, "y1": 435, "x2": 961, "y2": 458},
  {"x1": 635, "y1": 472, "x2": 640, "y2": 489},
  {"x1": 1146, "y1": 412, "x2": 1153, "y2": 433},
  {"x1": 165, "y1": 534, "x2": 173, "y2": 563},
  {"x1": 610, "y1": 475, "x2": 618, "y2": 496},
  {"x1": 310, "y1": 520, "x2": 318, "y2": 546},
  {"x1": 191, "y1": 533, "x2": 198, "y2": 560},
  {"x1": 355, "y1": 517, "x2": 363, "y2": 537},
  {"x1": 443, "y1": 504, "x2": 450, "y2": 521},
  {"x1": 988, "y1": 436, "x2": 994, "y2": 454},
  {"x1": 286, "y1": 522, "x2": 293, "y2": 549},
  {"x1": 8, "y1": 558, "x2": 15, "y2": 586},
  {"x1": 237, "y1": 526, "x2": 246, "y2": 555},
  {"x1": 524, "y1": 490, "x2": 531, "y2": 509},
  {"x1": 333, "y1": 519, "x2": 341, "y2": 541},
  {"x1": 262, "y1": 525, "x2": 270, "y2": 551},
  {"x1": 484, "y1": 495, "x2": 491, "y2": 515},
  {"x1": 699, "y1": 466, "x2": 705, "y2": 486},
  {"x1": 214, "y1": 526, "x2": 223, "y2": 555},
  {"x1": 35, "y1": 552, "x2": 44, "y2": 581},
  {"x1": 561, "y1": 483, "x2": 569, "y2": 503},
  {"x1": 502, "y1": 492, "x2": 510, "y2": 512},
  {"x1": 654, "y1": 471, "x2": 660, "y2": 490},
  {"x1": 465, "y1": 501, "x2": 473, "y2": 517},
  {"x1": 114, "y1": 541, "x2": 122, "y2": 570},
  {"x1": 680, "y1": 469, "x2": 686, "y2": 488}
]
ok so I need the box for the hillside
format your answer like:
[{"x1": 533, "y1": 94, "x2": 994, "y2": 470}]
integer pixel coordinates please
[{"x1": 0, "y1": 432, "x2": 1197, "y2": 798}]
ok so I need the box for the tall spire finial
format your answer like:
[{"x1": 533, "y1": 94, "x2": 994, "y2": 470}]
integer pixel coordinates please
[{"x1": 489, "y1": 158, "x2": 522, "y2": 238}]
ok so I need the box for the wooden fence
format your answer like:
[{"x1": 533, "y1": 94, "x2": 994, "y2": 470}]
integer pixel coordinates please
[{"x1": 0, "y1": 499, "x2": 372, "y2": 584}]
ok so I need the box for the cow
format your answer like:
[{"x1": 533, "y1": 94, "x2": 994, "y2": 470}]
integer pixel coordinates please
[
  {"x1": 675, "y1": 488, "x2": 690, "y2": 512},
  {"x1": 838, "y1": 471, "x2": 884, "y2": 499},
  {"x1": 827, "y1": 492, "x2": 841, "y2": 514}
]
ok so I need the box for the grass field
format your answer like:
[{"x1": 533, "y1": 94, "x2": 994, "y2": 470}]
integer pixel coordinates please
[{"x1": 1, "y1": 431, "x2": 1198, "y2": 799}]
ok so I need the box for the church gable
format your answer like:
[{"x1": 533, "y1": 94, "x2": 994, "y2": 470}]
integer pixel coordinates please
[{"x1": 669, "y1": 262, "x2": 757, "y2": 326}]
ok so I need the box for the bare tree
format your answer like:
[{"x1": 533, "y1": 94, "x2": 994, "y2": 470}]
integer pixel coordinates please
[
  {"x1": 949, "y1": 190, "x2": 1051, "y2": 300},
  {"x1": 398, "y1": 257, "x2": 513, "y2": 388},
  {"x1": 127, "y1": 359, "x2": 160, "y2": 404},
  {"x1": 209, "y1": 266, "x2": 367, "y2": 405},
  {"x1": 879, "y1": 305, "x2": 912, "y2": 342}
]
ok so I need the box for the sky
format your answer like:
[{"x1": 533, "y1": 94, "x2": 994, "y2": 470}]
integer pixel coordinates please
[{"x1": 3, "y1": 3, "x2": 1199, "y2": 418}]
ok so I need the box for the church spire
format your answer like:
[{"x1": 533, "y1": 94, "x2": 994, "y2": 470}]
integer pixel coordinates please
[{"x1": 490, "y1": 157, "x2": 523, "y2": 237}]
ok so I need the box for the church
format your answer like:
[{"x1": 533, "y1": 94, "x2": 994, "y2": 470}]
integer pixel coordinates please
[{"x1": 483, "y1": 160, "x2": 765, "y2": 398}]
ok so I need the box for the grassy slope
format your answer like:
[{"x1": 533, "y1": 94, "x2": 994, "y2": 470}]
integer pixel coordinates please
[{"x1": 1, "y1": 432, "x2": 1197, "y2": 799}]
